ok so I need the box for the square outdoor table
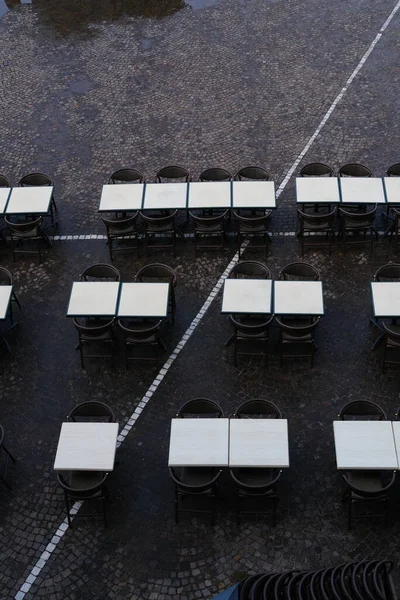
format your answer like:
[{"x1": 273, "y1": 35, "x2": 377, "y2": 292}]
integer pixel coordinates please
[
  {"x1": 221, "y1": 279, "x2": 272, "y2": 314},
  {"x1": 67, "y1": 281, "x2": 120, "y2": 317},
  {"x1": 0, "y1": 187, "x2": 11, "y2": 215},
  {"x1": 229, "y1": 419, "x2": 289, "y2": 468},
  {"x1": 99, "y1": 184, "x2": 144, "y2": 212},
  {"x1": 117, "y1": 282, "x2": 170, "y2": 318},
  {"x1": 54, "y1": 422, "x2": 119, "y2": 471},
  {"x1": 273, "y1": 280, "x2": 324, "y2": 315},
  {"x1": 383, "y1": 177, "x2": 400, "y2": 204},
  {"x1": 6, "y1": 186, "x2": 53, "y2": 215},
  {"x1": 339, "y1": 177, "x2": 386, "y2": 204},
  {"x1": 333, "y1": 421, "x2": 398, "y2": 470},
  {"x1": 188, "y1": 182, "x2": 231, "y2": 209},
  {"x1": 295, "y1": 177, "x2": 340, "y2": 205},
  {"x1": 232, "y1": 181, "x2": 276, "y2": 209},
  {"x1": 371, "y1": 282, "x2": 400, "y2": 318},
  {"x1": 391, "y1": 422, "x2": 400, "y2": 462},
  {"x1": 142, "y1": 183, "x2": 188, "y2": 210},
  {"x1": 168, "y1": 418, "x2": 229, "y2": 467},
  {"x1": 0, "y1": 286, "x2": 12, "y2": 320}
]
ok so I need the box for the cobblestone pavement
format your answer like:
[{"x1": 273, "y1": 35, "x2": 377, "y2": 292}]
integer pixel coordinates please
[{"x1": 1, "y1": 0, "x2": 400, "y2": 598}]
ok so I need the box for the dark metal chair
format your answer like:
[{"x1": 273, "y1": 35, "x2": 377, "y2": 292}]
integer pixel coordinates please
[
  {"x1": 381, "y1": 321, "x2": 400, "y2": 373},
  {"x1": 235, "y1": 166, "x2": 270, "y2": 181},
  {"x1": 229, "y1": 315, "x2": 274, "y2": 366},
  {"x1": 387, "y1": 206, "x2": 400, "y2": 248},
  {"x1": 80, "y1": 264, "x2": 121, "y2": 281},
  {"x1": 297, "y1": 208, "x2": 336, "y2": 255},
  {"x1": 140, "y1": 211, "x2": 177, "y2": 257},
  {"x1": 169, "y1": 466, "x2": 221, "y2": 524},
  {"x1": 338, "y1": 164, "x2": 372, "y2": 177},
  {"x1": 233, "y1": 212, "x2": 270, "y2": 259},
  {"x1": 135, "y1": 263, "x2": 177, "y2": 324},
  {"x1": 300, "y1": 163, "x2": 333, "y2": 177},
  {"x1": 338, "y1": 205, "x2": 378, "y2": 252},
  {"x1": 0, "y1": 425, "x2": 16, "y2": 489},
  {"x1": 234, "y1": 399, "x2": 282, "y2": 419},
  {"x1": 108, "y1": 168, "x2": 144, "y2": 184},
  {"x1": 5, "y1": 216, "x2": 52, "y2": 263},
  {"x1": 73, "y1": 318, "x2": 116, "y2": 369},
  {"x1": 0, "y1": 175, "x2": 10, "y2": 187},
  {"x1": 374, "y1": 263, "x2": 400, "y2": 281},
  {"x1": 19, "y1": 172, "x2": 57, "y2": 225},
  {"x1": 155, "y1": 165, "x2": 190, "y2": 182},
  {"x1": 190, "y1": 211, "x2": 228, "y2": 256},
  {"x1": 341, "y1": 470, "x2": 396, "y2": 530},
  {"x1": 199, "y1": 168, "x2": 232, "y2": 182},
  {"x1": 387, "y1": 163, "x2": 400, "y2": 177},
  {"x1": 177, "y1": 398, "x2": 224, "y2": 418},
  {"x1": 278, "y1": 262, "x2": 320, "y2": 281},
  {"x1": 101, "y1": 214, "x2": 139, "y2": 260},
  {"x1": 67, "y1": 401, "x2": 116, "y2": 422},
  {"x1": 229, "y1": 261, "x2": 271, "y2": 279},
  {"x1": 117, "y1": 319, "x2": 166, "y2": 369},
  {"x1": 230, "y1": 467, "x2": 281, "y2": 525},
  {"x1": 275, "y1": 316, "x2": 320, "y2": 367},
  {"x1": 57, "y1": 471, "x2": 109, "y2": 527},
  {"x1": 0, "y1": 267, "x2": 21, "y2": 324},
  {"x1": 338, "y1": 400, "x2": 386, "y2": 420}
]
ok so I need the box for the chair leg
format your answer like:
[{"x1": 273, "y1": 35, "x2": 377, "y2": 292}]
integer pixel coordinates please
[
  {"x1": 102, "y1": 491, "x2": 108, "y2": 528},
  {"x1": 0, "y1": 471, "x2": 12, "y2": 490},
  {"x1": 13, "y1": 291, "x2": 22, "y2": 311},
  {"x1": 3, "y1": 444, "x2": 16, "y2": 463},
  {"x1": 174, "y1": 486, "x2": 179, "y2": 524},
  {"x1": 78, "y1": 340, "x2": 85, "y2": 369},
  {"x1": 65, "y1": 492, "x2": 72, "y2": 528},
  {"x1": 347, "y1": 498, "x2": 352, "y2": 531}
]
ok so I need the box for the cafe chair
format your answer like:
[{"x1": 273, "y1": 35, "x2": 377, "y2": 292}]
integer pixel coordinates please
[
  {"x1": 229, "y1": 467, "x2": 281, "y2": 525},
  {"x1": 135, "y1": 263, "x2": 177, "y2": 324},
  {"x1": 0, "y1": 267, "x2": 21, "y2": 324},
  {"x1": 338, "y1": 400, "x2": 386, "y2": 420},
  {"x1": 297, "y1": 208, "x2": 336, "y2": 255},
  {"x1": 108, "y1": 168, "x2": 144, "y2": 184},
  {"x1": 229, "y1": 315, "x2": 274, "y2": 366},
  {"x1": 229, "y1": 260, "x2": 271, "y2": 279},
  {"x1": 67, "y1": 401, "x2": 116, "y2": 423},
  {"x1": 300, "y1": 162, "x2": 333, "y2": 177},
  {"x1": 234, "y1": 399, "x2": 282, "y2": 419},
  {"x1": 199, "y1": 168, "x2": 232, "y2": 182},
  {"x1": 140, "y1": 211, "x2": 177, "y2": 257},
  {"x1": 155, "y1": 165, "x2": 190, "y2": 182},
  {"x1": 338, "y1": 163, "x2": 372, "y2": 177},
  {"x1": 381, "y1": 321, "x2": 400, "y2": 373},
  {"x1": 233, "y1": 212, "x2": 271, "y2": 259},
  {"x1": 176, "y1": 398, "x2": 224, "y2": 418},
  {"x1": 0, "y1": 175, "x2": 10, "y2": 187},
  {"x1": 190, "y1": 211, "x2": 228, "y2": 256},
  {"x1": 275, "y1": 316, "x2": 320, "y2": 368},
  {"x1": 341, "y1": 470, "x2": 396, "y2": 530},
  {"x1": 5, "y1": 216, "x2": 53, "y2": 263},
  {"x1": 57, "y1": 471, "x2": 109, "y2": 527},
  {"x1": 387, "y1": 163, "x2": 400, "y2": 177},
  {"x1": 101, "y1": 214, "x2": 139, "y2": 260},
  {"x1": 73, "y1": 318, "x2": 116, "y2": 369},
  {"x1": 235, "y1": 166, "x2": 270, "y2": 181},
  {"x1": 387, "y1": 206, "x2": 400, "y2": 247},
  {"x1": 0, "y1": 425, "x2": 16, "y2": 489},
  {"x1": 374, "y1": 263, "x2": 400, "y2": 281},
  {"x1": 80, "y1": 263, "x2": 120, "y2": 282},
  {"x1": 278, "y1": 262, "x2": 320, "y2": 281},
  {"x1": 338, "y1": 205, "x2": 378, "y2": 252},
  {"x1": 169, "y1": 466, "x2": 221, "y2": 524},
  {"x1": 19, "y1": 172, "x2": 58, "y2": 225},
  {"x1": 118, "y1": 319, "x2": 166, "y2": 369}
]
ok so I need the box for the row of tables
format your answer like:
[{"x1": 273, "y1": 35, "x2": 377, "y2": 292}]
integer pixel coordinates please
[
  {"x1": 0, "y1": 186, "x2": 54, "y2": 215},
  {"x1": 296, "y1": 176, "x2": 400, "y2": 206},
  {"x1": 334, "y1": 420, "x2": 400, "y2": 470}
]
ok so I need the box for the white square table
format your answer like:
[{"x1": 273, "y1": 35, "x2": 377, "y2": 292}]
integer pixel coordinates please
[
  {"x1": 6, "y1": 186, "x2": 53, "y2": 215},
  {"x1": 67, "y1": 281, "x2": 120, "y2": 317},
  {"x1": 143, "y1": 183, "x2": 188, "y2": 210},
  {"x1": 383, "y1": 177, "x2": 400, "y2": 204},
  {"x1": 168, "y1": 418, "x2": 229, "y2": 467},
  {"x1": 229, "y1": 419, "x2": 289, "y2": 468},
  {"x1": 333, "y1": 421, "x2": 398, "y2": 470},
  {"x1": 221, "y1": 279, "x2": 272, "y2": 314},
  {"x1": 371, "y1": 282, "x2": 400, "y2": 318},
  {"x1": 232, "y1": 181, "x2": 276, "y2": 209},
  {"x1": 188, "y1": 182, "x2": 231, "y2": 209},
  {"x1": 54, "y1": 422, "x2": 119, "y2": 471},
  {"x1": 0, "y1": 187, "x2": 11, "y2": 215},
  {"x1": 273, "y1": 280, "x2": 324, "y2": 315},
  {"x1": 295, "y1": 177, "x2": 340, "y2": 205},
  {"x1": 0, "y1": 286, "x2": 12, "y2": 320},
  {"x1": 99, "y1": 184, "x2": 144, "y2": 212},
  {"x1": 391, "y1": 422, "x2": 400, "y2": 464},
  {"x1": 339, "y1": 177, "x2": 386, "y2": 204},
  {"x1": 117, "y1": 282, "x2": 170, "y2": 318}
]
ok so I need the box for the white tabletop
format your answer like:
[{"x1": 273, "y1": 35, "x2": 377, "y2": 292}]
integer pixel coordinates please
[
  {"x1": 143, "y1": 183, "x2": 188, "y2": 210},
  {"x1": 371, "y1": 282, "x2": 400, "y2": 318},
  {"x1": 333, "y1": 420, "x2": 398, "y2": 470},
  {"x1": 383, "y1": 177, "x2": 400, "y2": 204},
  {"x1": 0, "y1": 286, "x2": 12, "y2": 320},
  {"x1": 117, "y1": 282, "x2": 169, "y2": 318},
  {"x1": 221, "y1": 279, "x2": 272, "y2": 314},
  {"x1": 67, "y1": 281, "x2": 120, "y2": 317},
  {"x1": 232, "y1": 181, "x2": 276, "y2": 209},
  {"x1": 99, "y1": 184, "x2": 144, "y2": 212},
  {"x1": 54, "y1": 422, "x2": 119, "y2": 471},
  {"x1": 0, "y1": 188, "x2": 11, "y2": 214},
  {"x1": 273, "y1": 280, "x2": 324, "y2": 315},
  {"x1": 339, "y1": 177, "x2": 386, "y2": 204},
  {"x1": 229, "y1": 419, "x2": 289, "y2": 468},
  {"x1": 168, "y1": 418, "x2": 229, "y2": 467},
  {"x1": 6, "y1": 186, "x2": 53, "y2": 214},
  {"x1": 296, "y1": 177, "x2": 340, "y2": 204},
  {"x1": 391, "y1": 422, "x2": 400, "y2": 465},
  {"x1": 188, "y1": 182, "x2": 231, "y2": 209}
]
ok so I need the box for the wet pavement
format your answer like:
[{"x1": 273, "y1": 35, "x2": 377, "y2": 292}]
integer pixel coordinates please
[{"x1": 1, "y1": 0, "x2": 400, "y2": 598}]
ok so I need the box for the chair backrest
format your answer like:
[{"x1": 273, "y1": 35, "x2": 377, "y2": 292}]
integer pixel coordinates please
[
  {"x1": 382, "y1": 321, "x2": 400, "y2": 346},
  {"x1": 275, "y1": 316, "x2": 320, "y2": 338},
  {"x1": 230, "y1": 261, "x2": 271, "y2": 279},
  {"x1": 233, "y1": 212, "x2": 271, "y2": 228},
  {"x1": 189, "y1": 211, "x2": 228, "y2": 228},
  {"x1": 80, "y1": 263, "x2": 120, "y2": 281},
  {"x1": 229, "y1": 314, "x2": 274, "y2": 336},
  {"x1": 299, "y1": 162, "x2": 333, "y2": 177},
  {"x1": 338, "y1": 205, "x2": 376, "y2": 223},
  {"x1": 67, "y1": 401, "x2": 115, "y2": 422},
  {"x1": 338, "y1": 400, "x2": 386, "y2": 420},
  {"x1": 73, "y1": 318, "x2": 115, "y2": 338},
  {"x1": 230, "y1": 467, "x2": 281, "y2": 493},
  {"x1": 0, "y1": 267, "x2": 13, "y2": 285},
  {"x1": 109, "y1": 168, "x2": 144, "y2": 183},
  {"x1": 135, "y1": 263, "x2": 177, "y2": 286},
  {"x1": 101, "y1": 214, "x2": 138, "y2": 233},
  {"x1": 140, "y1": 211, "x2": 177, "y2": 227},
  {"x1": 199, "y1": 168, "x2": 232, "y2": 182},
  {"x1": 297, "y1": 208, "x2": 336, "y2": 228},
  {"x1": 155, "y1": 165, "x2": 190, "y2": 182},
  {"x1": 0, "y1": 175, "x2": 10, "y2": 187},
  {"x1": 279, "y1": 262, "x2": 320, "y2": 281},
  {"x1": 19, "y1": 172, "x2": 52, "y2": 186},
  {"x1": 5, "y1": 216, "x2": 42, "y2": 233},
  {"x1": 177, "y1": 398, "x2": 224, "y2": 418},
  {"x1": 118, "y1": 319, "x2": 162, "y2": 340},
  {"x1": 234, "y1": 399, "x2": 282, "y2": 418},
  {"x1": 341, "y1": 471, "x2": 396, "y2": 498},
  {"x1": 57, "y1": 472, "x2": 108, "y2": 498},
  {"x1": 386, "y1": 163, "x2": 400, "y2": 177},
  {"x1": 373, "y1": 263, "x2": 400, "y2": 281},
  {"x1": 338, "y1": 164, "x2": 372, "y2": 177},
  {"x1": 235, "y1": 166, "x2": 270, "y2": 181},
  {"x1": 169, "y1": 466, "x2": 221, "y2": 493}
]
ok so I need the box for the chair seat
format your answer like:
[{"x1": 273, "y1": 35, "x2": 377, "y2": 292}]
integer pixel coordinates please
[
  {"x1": 109, "y1": 225, "x2": 136, "y2": 235},
  {"x1": 180, "y1": 467, "x2": 216, "y2": 486},
  {"x1": 126, "y1": 334, "x2": 157, "y2": 343},
  {"x1": 237, "y1": 330, "x2": 269, "y2": 340},
  {"x1": 343, "y1": 219, "x2": 373, "y2": 229},
  {"x1": 147, "y1": 224, "x2": 174, "y2": 233},
  {"x1": 81, "y1": 331, "x2": 113, "y2": 342},
  {"x1": 69, "y1": 470, "x2": 105, "y2": 491},
  {"x1": 282, "y1": 331, "x2": 312, "y2": 342},
  {"x1": 303, "y1": 223, "x2": 332, "y2": 232},
  {"x1": 239, "y1": 224, "x2": 268, "y2": 233},
  {"x1": 11, "y1": 227, "x2": 40, "y2": 238},
  {"x1": 196, "y1": 224, "x2": 224, "y2": 233},
  {"x1": 346, "y1": 470, "x2": 385, "y2": 494},
  {"x1": 233, "y1": 467, "x2": 275, "y2": 487}
]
